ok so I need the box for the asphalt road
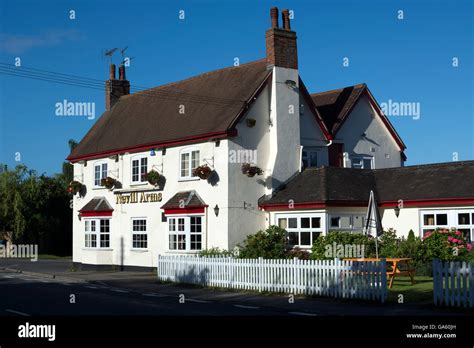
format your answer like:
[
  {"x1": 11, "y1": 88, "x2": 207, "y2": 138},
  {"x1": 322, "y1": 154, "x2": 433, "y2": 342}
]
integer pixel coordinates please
[{"x1": 0, "y1": 270, "x2": 299, "y2": 316}]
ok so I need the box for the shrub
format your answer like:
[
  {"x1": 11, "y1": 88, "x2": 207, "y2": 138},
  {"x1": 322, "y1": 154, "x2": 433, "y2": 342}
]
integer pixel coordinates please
[
  {"x1": 421, "y1": 228, "x2": 472, "y2": 261},
  {"x1": 398, "y1": 230, "x2": 423, "y2": 259},
  {"x1": 238, "y1": 225, "x2": 287, "y2": 259},
  {"x1": 397, "y1": 230, "x2": 431, "y2": 275},
  {"x1": 285, "y1": 247, "x2": 311, "y2": 260},
  {"x1": 311, "y1": 231, "x2": 376, "y2": 260},
  {"x1": 198, "y1": 247, "x2": 233, "y2": 257},
  {"x1": 379, "y1": 228, "x2": 399, "y2": 258}
]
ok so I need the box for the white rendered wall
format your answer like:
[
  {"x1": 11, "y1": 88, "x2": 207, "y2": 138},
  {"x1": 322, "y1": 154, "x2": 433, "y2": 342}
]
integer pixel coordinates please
[
  {"x1": 266, "y1": 66, "x2": 301, "y2": 194},
  {"x1": 227, "y1": 83, "x2": 271, "y2": 249},
  {"x1": 335, "y1": 95, "x2": 403, "y2": 169},
  {"x1": 72, "y1": 139, "x2": 230, "y2": 268},
  {"x1": 299, "y1": 94, "x2": 329, "y2": 166}
]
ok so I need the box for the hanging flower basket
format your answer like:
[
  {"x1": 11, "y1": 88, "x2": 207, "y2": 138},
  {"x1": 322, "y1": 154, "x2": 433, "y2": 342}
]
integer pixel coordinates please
[
  {"x1": 145, "y1": 170, "x2": 161, "y2": 186},
  {"x1": 100, "y1": 176, "x2": 116, "y2": 190},
  {"x1": 192, "y1": 164, "x2": 213, "y2": 180},
  {"x1": 241, "y1": 163, "x2": 263, "y2": 177},
  {"x1": 67, "y1": 180, "x2": 82, "y2": 195}
]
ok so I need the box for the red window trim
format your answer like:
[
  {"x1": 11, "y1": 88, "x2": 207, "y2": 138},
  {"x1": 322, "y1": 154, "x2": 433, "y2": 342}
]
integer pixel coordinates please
[
  {"x1": 67, "y1": 130, "x2": 236, "y2": 163},
  {"x1": 80, "y1": 211, "x2": 113, "y2": 217},
  {"x1": 163, "y1": 207, "x2": 206, "y2": 215},
  {"x1": 260, "y1": 198, "x2": 474, "y2": 211}
]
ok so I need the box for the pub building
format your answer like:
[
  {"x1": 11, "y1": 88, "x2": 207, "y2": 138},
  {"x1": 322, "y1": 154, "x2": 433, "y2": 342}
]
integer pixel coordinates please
[{"x1": 67, "y1": 8, "x2": 474, "y2": 270}]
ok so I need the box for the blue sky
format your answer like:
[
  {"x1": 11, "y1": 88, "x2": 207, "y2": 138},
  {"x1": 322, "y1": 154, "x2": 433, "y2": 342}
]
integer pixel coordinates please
[{"x1": 0, "y1": 0, "x2": 472, "y2": 175}]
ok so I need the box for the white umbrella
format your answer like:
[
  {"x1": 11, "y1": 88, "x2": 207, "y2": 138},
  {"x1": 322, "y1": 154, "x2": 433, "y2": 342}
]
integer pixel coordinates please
[{"x1": 364, "y1": 190, "x2": 383, "y2": 259}]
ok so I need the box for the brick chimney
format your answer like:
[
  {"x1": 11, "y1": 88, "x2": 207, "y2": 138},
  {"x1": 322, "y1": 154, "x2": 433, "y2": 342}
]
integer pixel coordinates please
[
  {"x1": 265, "y1": 7, "x2": 298, "y2": 69},
  {"x1": 105, "y1": 63, "x2": 130, "y2": 111}
]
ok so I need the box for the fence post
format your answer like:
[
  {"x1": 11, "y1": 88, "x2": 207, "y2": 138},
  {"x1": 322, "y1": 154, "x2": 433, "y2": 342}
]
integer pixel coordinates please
[
  {"x1": 258, "y1": 257, "x2": 263, "y2": 293},
  {"x1": 470, "y1": 261, "x2": 474, "y2": 308},
  {"x1": 380, "y1": 258, "x2": 386, "y2": 303},
  {"x1": 156, "y1": 255, "x2": 161, "y2": 279},
  {"x1": 293, "y1": 257, "x2": 299, "y2": 295},
  {"x1": 433, "y1": 259, "x2": 438, "y2": 306}
]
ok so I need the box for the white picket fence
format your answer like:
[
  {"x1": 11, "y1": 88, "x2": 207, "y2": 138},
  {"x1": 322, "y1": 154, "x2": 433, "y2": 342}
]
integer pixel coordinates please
[
  {"x1": 157, "y1": 255, "x2": 387, "y2": 302},
  {"x1": 433, "y1": 259, "x2": 474, "y2": 308}
]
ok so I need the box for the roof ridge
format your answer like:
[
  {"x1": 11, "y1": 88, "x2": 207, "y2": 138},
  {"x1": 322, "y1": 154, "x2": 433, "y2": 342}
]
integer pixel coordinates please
[
  {"x1": 373, "y1": 160, "x2": 474, "y2": 171},
  {"x1": 310, "y1": 83, "x2": 366, "y2": 97},
  {"x1": 124, "y1": 58, "x2": 267, "y2": 99}
]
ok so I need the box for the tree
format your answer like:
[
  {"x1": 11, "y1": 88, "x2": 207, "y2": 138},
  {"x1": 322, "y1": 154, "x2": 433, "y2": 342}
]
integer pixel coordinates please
[
  {"x1": 0, "y1": 165, "x2": 28, "y2": 243},
  {"x1": 62, "y1": 139, "x2": 78, "y2": 183}
]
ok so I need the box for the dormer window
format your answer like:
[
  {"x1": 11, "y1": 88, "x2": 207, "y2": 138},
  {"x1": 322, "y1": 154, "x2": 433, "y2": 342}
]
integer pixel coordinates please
[
  {"x1": 93, "y1": 161, "x2": 108, "y2": 187},
  {"x1": 131, "y1": 156, "x2": 148, "y2": 184},
  {"x1": 180, "y1": 148, "x2": 200, "y2": 180}
]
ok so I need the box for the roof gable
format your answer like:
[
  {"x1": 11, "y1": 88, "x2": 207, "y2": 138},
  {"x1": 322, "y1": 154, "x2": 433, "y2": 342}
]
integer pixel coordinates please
[
  {"x1": 161, "y1": 190, "x2": 207, "y2": 210},
  {"x1": 311, "y1": 84, "x2": 366, "y2": 134},
  {"x1": 311, "y1": 84, "x2": 406, "y2": 151}
]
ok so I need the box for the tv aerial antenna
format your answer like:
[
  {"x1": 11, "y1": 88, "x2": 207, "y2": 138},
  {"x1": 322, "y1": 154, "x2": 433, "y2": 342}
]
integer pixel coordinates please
[
  {"x1": 119, "y1": 46, "x2": 135, "y2": 66},
  {"x1": 104, "y1": 48, "x2": 118, "y2": 64}
]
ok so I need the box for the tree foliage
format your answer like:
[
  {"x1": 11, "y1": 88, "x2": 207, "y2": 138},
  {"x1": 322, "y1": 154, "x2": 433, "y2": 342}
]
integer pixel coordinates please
[{"x1": 0, "y1": 139, "x2": 77, "y2": 255}]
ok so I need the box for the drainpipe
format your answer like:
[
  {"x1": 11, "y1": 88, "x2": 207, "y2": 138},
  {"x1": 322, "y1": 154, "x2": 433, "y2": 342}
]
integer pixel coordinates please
[
  {"x1": 299, "y1": 145, "x2": 303, "y2": 172},
  {"x1": 205, "y1": 207, "x2": 209, "y2": 250}
]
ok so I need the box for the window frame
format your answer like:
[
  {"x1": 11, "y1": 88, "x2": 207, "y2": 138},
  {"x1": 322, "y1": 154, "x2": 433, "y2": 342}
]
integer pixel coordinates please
[
  {"x1": 351, "y1": 156, "x2": 374, "y2": 169},
  {"x1": 167, "y1": 214, "x2": 204, "y2": 251},
  {"x1": 420, "y1": 209, "x2": 474, "y2": 242},
  {"x1": 93, "y1": 161, "x2": 108, "y2": 188},
  {"x1": 275, "y1": 213, "x2": 325, "y2": 248},
  {"x1": 131, "y1": 217, "x2": 148, "y2": 250},
  {"x1": 329, "y1": 214, "x2": 365, "y2": 233},
  {"x1": 130, "y1": 155, "x2": 148, "y2": 185},
  {"x1": 84, "y1": 218, "x2": 111, "y2": 249},
  {"x1": 301, "y1": 148, "x2": 318, "y2": 169},
  {"x1": 179, "y1": 148, "x2": 200, "y2": 181}
]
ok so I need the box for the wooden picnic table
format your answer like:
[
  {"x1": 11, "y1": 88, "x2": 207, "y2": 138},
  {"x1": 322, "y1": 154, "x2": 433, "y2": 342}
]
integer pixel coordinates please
[{"x1": 344, "y1": 257, "x2": 416, "y2": 289}]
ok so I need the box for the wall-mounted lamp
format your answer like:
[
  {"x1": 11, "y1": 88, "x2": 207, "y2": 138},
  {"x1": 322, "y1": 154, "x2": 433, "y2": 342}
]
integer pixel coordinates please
[
  {"x1": 78, "y1": 212, "x2": 82, "y2": 221},
  {"x1": 394, "y1": 206, "x2": 400, "y2": 218},
  {"x1": 150, "y1": 148, "x2": 156, "y2": 156},
  {"x1": 214, "y1": 204, "x2": 219, "y2": 217}
]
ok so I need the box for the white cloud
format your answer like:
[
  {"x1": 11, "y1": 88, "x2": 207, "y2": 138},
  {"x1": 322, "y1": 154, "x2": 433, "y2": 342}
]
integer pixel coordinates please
[{"x1": 0, "y1": 29, "x2": 85, "y2": 54}]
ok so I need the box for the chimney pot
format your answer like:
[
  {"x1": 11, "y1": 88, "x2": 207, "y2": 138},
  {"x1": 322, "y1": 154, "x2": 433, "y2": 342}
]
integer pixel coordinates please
[
  {"x1": 109, "y1": 64, "x2": 116, "y2": 80},
  {"x1": 119, "y1": 64, "x2": 126, "y2": 80},
  {"x1": 265, "y1": 7, "x2": 298, "y2": 69},
  {"x1": 106, "y1": 63, "x2": 130, "y2": 111},
  {"x1": 270, "y1": 7, "x2": 279, "y2": 28},
  {"x1": 282, "y1": 9, "x2": 290, "y2": 30}
]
